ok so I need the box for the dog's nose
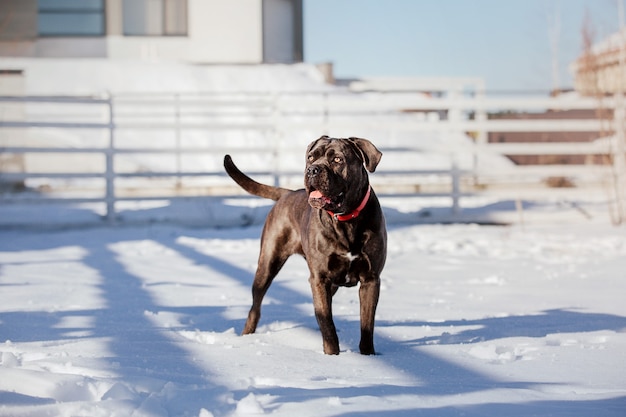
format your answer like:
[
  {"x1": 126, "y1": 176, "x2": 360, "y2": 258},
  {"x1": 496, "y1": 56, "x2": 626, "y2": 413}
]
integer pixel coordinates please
[{"x1": 307, "y1": 165, "x2": 321, "y2": 177}]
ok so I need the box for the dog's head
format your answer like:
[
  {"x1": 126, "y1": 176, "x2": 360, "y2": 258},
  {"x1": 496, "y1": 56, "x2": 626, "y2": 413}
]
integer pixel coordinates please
[{"x1": 305, "y1": 136, "x2": 382, "y2": 213}]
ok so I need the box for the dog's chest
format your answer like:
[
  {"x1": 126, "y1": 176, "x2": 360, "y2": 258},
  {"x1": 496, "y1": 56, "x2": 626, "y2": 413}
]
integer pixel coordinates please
[
  {"x1": 344, "y1": 252, "x2": 358, "y2": 263},
  {"x1": 326, "y1": 251, "x2": 361, "y2": 286}
]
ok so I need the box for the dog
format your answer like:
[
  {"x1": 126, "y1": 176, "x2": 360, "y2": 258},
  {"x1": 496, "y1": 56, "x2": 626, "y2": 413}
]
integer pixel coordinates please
[{"x1": 223, "y1": 135, "x2": 386, "y2": 355}]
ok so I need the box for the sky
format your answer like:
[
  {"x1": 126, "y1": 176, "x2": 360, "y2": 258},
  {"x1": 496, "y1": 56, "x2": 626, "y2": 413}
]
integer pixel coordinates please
[{"x1": 303, "y1": 0, "x2": 622, "y2": 92}]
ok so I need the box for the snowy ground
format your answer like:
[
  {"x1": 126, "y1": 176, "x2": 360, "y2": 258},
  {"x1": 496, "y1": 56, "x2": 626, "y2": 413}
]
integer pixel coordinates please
[
  {"x1": 1, "y1": 217, "x2": 625, "y2": 416},
  {"x1": 1, "y1": 59, "x2": 625, "y2": 416}
]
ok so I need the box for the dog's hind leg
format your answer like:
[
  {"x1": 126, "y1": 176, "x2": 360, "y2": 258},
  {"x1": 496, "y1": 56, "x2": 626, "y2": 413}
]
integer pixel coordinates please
[{"x1": 241, "y1": 248, "x2": 289, "y2": 335}]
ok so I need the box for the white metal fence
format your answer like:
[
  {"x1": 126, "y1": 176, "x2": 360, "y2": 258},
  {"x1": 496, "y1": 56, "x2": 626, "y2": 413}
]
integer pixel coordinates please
[{"x1": 0, "y1": 90, "x2": 621, "y2": 224}]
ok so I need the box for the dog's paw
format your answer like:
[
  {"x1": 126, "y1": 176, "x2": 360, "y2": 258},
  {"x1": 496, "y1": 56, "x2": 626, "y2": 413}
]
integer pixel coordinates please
[{"x1": 359, "y1": 342, "x2": 376, "y2": 355}]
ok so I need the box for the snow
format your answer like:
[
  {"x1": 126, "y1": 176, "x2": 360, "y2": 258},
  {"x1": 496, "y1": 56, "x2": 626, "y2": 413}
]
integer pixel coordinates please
[
  {"x1": 1, "y1": 219, "x2": 625, "y2": 416},
  {"x1": 1, "y1": 59, "x2": 625, "y2": 416},
  {"x1": 2, "y1": 59, "x2": 330, "y2": 95}
]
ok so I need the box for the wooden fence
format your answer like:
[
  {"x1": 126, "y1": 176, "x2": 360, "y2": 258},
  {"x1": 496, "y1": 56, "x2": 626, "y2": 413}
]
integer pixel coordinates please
[{"x1": 0, "y1": 90, "x2": 621, "y2": 224}]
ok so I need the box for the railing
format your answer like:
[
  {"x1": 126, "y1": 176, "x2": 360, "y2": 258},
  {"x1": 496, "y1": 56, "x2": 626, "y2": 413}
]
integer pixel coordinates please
[{"x1": 0, "y1": 91, "x2": 620, "y2": 225}]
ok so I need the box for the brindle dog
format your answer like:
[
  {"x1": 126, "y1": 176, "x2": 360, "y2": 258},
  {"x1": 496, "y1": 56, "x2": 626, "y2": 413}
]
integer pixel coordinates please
[{"x1": 224, "y1": 136, "x2": 386, "y2": 355}]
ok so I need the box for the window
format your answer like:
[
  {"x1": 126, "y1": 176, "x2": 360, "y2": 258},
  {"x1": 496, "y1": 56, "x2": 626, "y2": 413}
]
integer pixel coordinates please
[
  {"x1": 123, "y1": 0, "x2": 187, "y2": 36},
  {"x1": 38, "y1": 0, "x2": 105, "y2": 36}
]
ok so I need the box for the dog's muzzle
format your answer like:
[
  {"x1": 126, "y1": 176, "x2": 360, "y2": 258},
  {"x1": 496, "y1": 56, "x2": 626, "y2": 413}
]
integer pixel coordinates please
[
  {"x1": 306, "y1": 164, "x2": 345, "y2": 211},
  {"x1": 306, "y1": 165, "x2": 321, "y2": 178}
]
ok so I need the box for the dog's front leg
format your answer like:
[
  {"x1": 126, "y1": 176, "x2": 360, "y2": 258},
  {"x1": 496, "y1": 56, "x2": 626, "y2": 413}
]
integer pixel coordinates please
[
  {"x1": 358, "y1": 276, "x2": 380, "y2": 355},
  {"x1": 309, "y1": 277, "x2": 340, "y2": 354}
]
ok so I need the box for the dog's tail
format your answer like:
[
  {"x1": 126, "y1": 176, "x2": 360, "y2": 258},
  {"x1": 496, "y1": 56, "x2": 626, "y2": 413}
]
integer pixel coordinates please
[{"x1": 224, "y1": 155, "x2": 291, "y2": 201}]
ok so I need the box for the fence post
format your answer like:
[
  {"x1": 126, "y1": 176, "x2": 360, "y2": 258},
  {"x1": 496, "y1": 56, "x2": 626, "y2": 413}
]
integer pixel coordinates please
[
  {"x1": 272, "y1": 93, "x2": 281, "y2": 187},
  {"x1": 612, "y1": 93, "x2": 626, "y2": 224},
  {"x1": 473, "y1": 81, "x2": 487, "y2": 186},
  {"x1": 451, "y1": 157, "x2": 461, "y2": 215},
  {"x1": 323, "y1": 91, "x2": 329, "y2": 135},
  {"x1": 447, "y1": 86, "x2": 462, "y2": 217},
  {"x1": 174, "y1": 93, "x2": 182, "y2": 189},
  {"x1": 105, "y1": 93, "x2": 115, "y2": 224}
]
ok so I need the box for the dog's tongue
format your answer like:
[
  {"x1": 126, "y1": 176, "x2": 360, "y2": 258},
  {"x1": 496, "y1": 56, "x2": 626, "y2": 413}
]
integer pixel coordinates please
[
  {"x1": 309, "y1": 190, "x2": 324, "y2": 199},
  {"x1": 308, "y1": 190, "x2": 332, "y2": 209}
]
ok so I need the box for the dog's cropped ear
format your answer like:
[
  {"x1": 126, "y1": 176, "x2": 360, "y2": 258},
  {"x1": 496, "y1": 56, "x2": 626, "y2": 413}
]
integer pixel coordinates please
[{"x1": 348, "y1": 137, "x2": 382, "y2": 173}]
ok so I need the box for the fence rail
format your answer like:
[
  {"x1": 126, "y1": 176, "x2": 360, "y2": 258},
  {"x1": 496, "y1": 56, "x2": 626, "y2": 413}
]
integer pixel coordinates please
[{"x1": 0, "y1": 90, "x2": 620, "y2": 224}]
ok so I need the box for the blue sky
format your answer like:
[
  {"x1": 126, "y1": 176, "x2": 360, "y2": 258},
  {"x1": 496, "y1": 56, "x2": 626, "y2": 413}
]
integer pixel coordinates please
[{"x1": 303, "y1": 0, "x2": 621, "y2": 92}]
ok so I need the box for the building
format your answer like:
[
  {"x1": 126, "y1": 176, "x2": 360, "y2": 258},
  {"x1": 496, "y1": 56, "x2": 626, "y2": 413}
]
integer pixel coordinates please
[
  {"x1": 486, "y1": 29, "x2": 626, "y2": 167},
  {"x1": 571, "y1": 27, "x2": 626, "y2": 96},
  {"x1": 487, "y1": 109, "x2": 609, "y2": 166},
  {"x1": 0, "y1": 0, "x2": 310, "y2": 190},
  {"x1": 0, "y1": 0, "x2": 303, "y2": 64}
]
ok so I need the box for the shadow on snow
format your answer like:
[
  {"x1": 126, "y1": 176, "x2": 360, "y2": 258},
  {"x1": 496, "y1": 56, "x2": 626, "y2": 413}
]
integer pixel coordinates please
[{"x1": 1, "y1": 225, "x2": 625, "y2": 416}]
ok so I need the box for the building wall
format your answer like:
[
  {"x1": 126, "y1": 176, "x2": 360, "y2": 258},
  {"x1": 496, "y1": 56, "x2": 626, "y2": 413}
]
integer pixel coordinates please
[
  {"x1": 106, "y1": 0, "x2": 263, "y2": 63},
  {"x1": 0, "y1": 0, "x2": 37, "y2": 40},
  {"x1": 572, "y1": 28, "x2": 626, "y2": 95},
  {"x1": 187, "y1": 0, "x2": 263, "y2": 63},
  {"x1": 263, "y1": 0, "x2": 302, "y2": 64},
  {"x1": 0, "y1": 0, "x2": 37, "y2": 56},
  {"x1": 0, "y1": 0, "x2": 301, "y2": 64},
  {"x1": 487, "y1": 110, "x2": 609, "y2": 165}
]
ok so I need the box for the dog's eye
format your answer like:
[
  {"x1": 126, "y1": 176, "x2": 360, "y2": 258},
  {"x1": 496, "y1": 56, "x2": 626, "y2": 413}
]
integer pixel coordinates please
[
  {"x1": 307, "y1": 155, "x2": 315, "y2": 162},
  {"x1": 333, "y1": 156, "x2": 343, "y2": 164}
]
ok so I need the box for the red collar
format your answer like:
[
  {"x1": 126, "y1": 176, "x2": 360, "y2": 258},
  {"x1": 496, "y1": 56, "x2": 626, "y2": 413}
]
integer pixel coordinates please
[{"x1": 327, "y1": 186, "x2": 371, "y2": 221}]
